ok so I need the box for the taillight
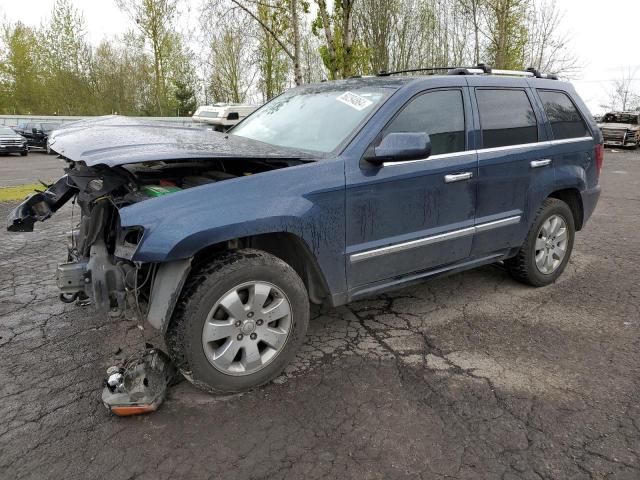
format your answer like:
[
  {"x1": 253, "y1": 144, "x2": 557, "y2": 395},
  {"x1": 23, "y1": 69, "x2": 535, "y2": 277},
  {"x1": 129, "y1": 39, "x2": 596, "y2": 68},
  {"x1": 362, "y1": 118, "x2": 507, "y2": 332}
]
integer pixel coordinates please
[{"x1": 595, "y1": 143, "x2": 604, "y2": 178}]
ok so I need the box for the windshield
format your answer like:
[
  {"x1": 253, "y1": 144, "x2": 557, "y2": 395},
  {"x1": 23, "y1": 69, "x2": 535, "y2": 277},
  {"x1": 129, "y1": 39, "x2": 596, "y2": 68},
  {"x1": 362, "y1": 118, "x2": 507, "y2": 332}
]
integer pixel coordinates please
[
  {"x1": 602, "y1": 113, "x2": 639, "y2": 124},
  {"x1": 232, "y1": 86, "x2": 392, "y2": 153}
]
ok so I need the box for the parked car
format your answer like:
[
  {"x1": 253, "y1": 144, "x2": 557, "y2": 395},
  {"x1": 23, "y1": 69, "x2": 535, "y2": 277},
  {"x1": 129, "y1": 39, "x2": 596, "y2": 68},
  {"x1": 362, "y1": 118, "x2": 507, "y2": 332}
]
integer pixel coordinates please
[
  {"x1": 598, "y1": 111, "x2": 640, "y2": 148},
  {"x1": 14, "y1": 122, "x2": 61, "y2": 150},
  {"x1": 192, "y1": 103, "x2": 258, "y2": 131},
  {"x1": 7, "y1": 66, "x2": 603, "y2": 394},
  {"x1": 0, "y1": 125, "x2": 28, "y2": 156}
]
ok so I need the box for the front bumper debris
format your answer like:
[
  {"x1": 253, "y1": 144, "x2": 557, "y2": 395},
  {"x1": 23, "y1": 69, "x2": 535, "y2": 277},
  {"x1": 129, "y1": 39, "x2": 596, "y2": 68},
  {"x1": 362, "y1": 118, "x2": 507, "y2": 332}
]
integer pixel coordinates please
[
  {"x1": 7, "y1": 175, "x2": 75, "y2": 232},
  {"x1": 102, "y1": 349, "x2": 177, "y2": 417}
]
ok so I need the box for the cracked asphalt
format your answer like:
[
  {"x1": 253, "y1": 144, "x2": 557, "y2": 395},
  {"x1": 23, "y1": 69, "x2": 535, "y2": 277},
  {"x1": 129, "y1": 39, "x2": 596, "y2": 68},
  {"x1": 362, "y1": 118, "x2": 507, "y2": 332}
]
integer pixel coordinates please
[{"x1": 1, "y1": 151, "x2": 639, "y2": 479}]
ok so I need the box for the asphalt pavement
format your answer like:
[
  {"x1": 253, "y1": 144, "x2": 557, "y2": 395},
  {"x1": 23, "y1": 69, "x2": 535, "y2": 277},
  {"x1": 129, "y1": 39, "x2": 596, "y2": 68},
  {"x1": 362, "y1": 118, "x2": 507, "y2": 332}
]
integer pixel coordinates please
[
  {"x1": 0, "y1": 151, "x2": 64, "y2": 186},
  {"x1": 0, "y1": 150, "x2": 639, "y2": 479}
]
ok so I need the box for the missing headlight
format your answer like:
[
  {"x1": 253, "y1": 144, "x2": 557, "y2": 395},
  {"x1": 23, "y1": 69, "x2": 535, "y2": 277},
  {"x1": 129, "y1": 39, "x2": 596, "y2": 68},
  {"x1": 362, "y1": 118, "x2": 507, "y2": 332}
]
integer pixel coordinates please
[{"x1": 114, "y1": 226, "x2": 144, "y2": 260}]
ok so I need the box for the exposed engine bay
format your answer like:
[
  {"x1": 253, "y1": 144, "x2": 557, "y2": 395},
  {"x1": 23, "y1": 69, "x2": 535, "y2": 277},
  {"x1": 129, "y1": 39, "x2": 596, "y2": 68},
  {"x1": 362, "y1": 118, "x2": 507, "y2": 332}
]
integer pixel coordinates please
[{"x1": 8, "y1": 156, "x2": 297, "y2": 319}]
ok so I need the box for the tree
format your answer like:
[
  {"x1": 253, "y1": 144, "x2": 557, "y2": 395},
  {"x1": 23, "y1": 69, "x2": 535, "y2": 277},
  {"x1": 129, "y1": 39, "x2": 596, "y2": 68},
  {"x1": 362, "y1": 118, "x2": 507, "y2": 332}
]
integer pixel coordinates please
[
  {"x1": 222, "y1": 0, "x2": 305, "y2": 86},
  {"x1": 41, "y1": 0, "x2": 94, "y2": 115},
  {"x1": 607, "y1": 68, "x2": 639, "y2": 112},
  {"x1": 313, "y1": 0, "x2": 368, "y2": 79},
  {"x1": 484, "y1": 0, "x2": 528, "y2": 70},
  {"x1": 353, "y1": 0, "x2": 397, "y2": 73},
  {"x1": 256, "y1": 3, "x2": 290, "y2": 100},
  {"x1": 207, "y1": 19, "x2": 256, "y2": 103},
  {"x1": 523, "y1": 0, "x2": 578, "y2": 76},
  {"x1": 459, "y1": 0, "x2": 484, "y2": 65},
  {"x1": 0, "y1": 22, "x2": 43, "y2": 114},
  {"x1": 115, "y1": 0, "x2": 180, "y2": 114},
  {"x1": 174, "y1": 78, "x2": 197, "y2": 115}
]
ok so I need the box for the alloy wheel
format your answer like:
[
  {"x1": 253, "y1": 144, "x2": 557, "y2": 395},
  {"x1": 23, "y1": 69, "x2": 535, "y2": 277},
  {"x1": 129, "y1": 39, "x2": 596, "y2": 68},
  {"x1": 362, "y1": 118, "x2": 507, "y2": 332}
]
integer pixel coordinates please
[
  {"x1": 534, "y1": 214, "x2": 568, "y2": 275},
  {"x1": 201, "y1": 281, "x2": 292, "y2": 376}
]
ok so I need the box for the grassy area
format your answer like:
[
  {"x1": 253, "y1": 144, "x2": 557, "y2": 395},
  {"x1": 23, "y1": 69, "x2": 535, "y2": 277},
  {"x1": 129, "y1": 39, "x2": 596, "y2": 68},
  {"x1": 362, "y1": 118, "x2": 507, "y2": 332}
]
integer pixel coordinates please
[{"x1": 0, "y1": 184, "x2": 41, "y2": 202}]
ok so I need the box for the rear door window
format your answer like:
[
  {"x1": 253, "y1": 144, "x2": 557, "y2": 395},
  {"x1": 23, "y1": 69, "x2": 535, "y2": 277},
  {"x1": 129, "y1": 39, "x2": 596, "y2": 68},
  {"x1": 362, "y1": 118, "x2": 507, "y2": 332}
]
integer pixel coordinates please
[
  {"x1": 476, "y1": 89, "x2": 538, "y2": 148},
  {"x1": 537, "y1": 90, "x2": 590, "y2": 140},
  {"x1": 383, "y1": 89, "x2": 466, "y2": 155}
]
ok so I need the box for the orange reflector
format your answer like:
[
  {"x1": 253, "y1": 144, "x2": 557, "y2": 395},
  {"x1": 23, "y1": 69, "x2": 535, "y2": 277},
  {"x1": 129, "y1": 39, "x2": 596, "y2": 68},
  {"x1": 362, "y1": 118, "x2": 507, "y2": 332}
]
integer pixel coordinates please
[{"x1": 110, "y1": 404, "x2": 158, "y2": 417}]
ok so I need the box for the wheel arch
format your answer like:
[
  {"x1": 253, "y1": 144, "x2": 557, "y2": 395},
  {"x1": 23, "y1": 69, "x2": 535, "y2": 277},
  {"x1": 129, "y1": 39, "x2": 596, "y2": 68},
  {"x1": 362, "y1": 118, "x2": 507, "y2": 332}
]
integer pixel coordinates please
[
  {"x1": 190, "y1": 232, "x2": 331, "y2": 306},
  {"x1": 547, "y1": 188, "x2": 584, "y2": 231}
]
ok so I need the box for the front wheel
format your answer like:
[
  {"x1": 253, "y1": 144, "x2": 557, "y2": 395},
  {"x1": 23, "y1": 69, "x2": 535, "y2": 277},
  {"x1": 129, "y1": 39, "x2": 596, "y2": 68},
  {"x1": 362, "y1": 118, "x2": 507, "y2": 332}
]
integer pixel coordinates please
[
  {"x1": 505, "y1": 198, "x2": 575, "y2": 287},
  {"x1": 166, "y1": 249, "x2": 309, "y2": 394},
  {"x1": 20, "y1": 151, "x2": 28, "y2": 157}
]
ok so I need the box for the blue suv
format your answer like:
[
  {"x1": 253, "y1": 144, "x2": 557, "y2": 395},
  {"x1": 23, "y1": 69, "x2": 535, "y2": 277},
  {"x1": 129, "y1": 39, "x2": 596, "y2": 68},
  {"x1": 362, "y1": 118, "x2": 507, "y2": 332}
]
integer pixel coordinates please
[{"x1": 8, "y1": 66, "x2": 603, "y2": 393}]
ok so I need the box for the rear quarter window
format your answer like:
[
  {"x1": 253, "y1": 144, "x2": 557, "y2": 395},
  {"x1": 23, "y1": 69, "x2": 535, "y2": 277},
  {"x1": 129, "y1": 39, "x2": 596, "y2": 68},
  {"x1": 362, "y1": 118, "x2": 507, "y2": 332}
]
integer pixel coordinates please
[
  {"x1": 476, "y1": 89, "x2": 538, "y2": 148},
  {"x1": 537, "y1": 90, "x2": 590, "y2": 140}
]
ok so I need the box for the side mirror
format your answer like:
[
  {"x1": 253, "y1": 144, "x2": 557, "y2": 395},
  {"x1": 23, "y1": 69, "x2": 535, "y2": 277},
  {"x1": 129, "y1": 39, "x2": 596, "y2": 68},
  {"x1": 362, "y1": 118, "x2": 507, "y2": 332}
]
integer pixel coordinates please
[
  {"x1": 364, "y1": 132, "x2": 432, "y2": 166},
  {"x1": 32, "y1": 128, "x2": 38, "y2": 134}
]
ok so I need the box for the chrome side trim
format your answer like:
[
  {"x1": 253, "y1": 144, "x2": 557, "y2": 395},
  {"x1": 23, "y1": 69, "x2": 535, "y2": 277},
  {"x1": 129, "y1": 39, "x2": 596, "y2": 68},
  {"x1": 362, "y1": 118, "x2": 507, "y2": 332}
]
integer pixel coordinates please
[
  {"x1": 473, "y1": 215, "x2": 522, "y2": 233},
  {"x1": 350, "y1": 215, "x2": 522, "y2": 263},
  {"x1": 350, "y1": 227, "x2": 475, "y2": 263}
]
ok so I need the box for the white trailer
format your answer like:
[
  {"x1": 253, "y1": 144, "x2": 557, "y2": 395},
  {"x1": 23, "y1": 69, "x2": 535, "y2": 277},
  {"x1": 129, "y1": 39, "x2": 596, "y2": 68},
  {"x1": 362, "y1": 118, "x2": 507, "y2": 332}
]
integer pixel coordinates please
[{"x1": 192, "y1": 104, "x2": 258, "y2": 131}]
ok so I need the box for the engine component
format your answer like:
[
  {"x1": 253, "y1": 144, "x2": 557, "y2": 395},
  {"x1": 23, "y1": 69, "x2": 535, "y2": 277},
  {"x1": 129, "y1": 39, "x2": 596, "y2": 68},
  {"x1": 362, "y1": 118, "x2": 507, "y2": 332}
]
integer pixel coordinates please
[
  {"x1": 141, "y1": 185, "x2": 182, "y2": 197},
  {"x1": 87, "y1": 239, "x2": 134, "y2": 316},
  {"x1": 56, "y1": 261, "x2": 89, "y2": 294}
]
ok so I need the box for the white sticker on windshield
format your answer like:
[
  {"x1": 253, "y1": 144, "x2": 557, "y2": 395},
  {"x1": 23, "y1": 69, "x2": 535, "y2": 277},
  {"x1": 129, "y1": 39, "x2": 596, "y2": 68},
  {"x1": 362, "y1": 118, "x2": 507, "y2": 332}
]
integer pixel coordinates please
[{"x1": 336, "y1": 91, "x2": 373, "y2": 111}]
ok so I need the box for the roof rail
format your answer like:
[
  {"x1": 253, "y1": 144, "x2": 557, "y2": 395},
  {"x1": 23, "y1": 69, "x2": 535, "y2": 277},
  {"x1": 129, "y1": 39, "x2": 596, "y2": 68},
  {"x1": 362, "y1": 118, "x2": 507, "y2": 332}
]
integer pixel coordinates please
[{"x1": 377, "y1": 64, "x2": 559, "y2": 80}]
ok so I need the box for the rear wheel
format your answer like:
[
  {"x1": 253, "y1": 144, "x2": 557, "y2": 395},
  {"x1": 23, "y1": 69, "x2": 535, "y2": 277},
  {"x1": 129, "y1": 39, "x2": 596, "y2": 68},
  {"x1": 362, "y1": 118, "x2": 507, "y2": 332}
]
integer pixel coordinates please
[
  {"x1": 506, "y1": 198, "x2": 575, "y2": 287},
  {"x1": 166, "y1": 249, "x2": 309, "y2": 394}
]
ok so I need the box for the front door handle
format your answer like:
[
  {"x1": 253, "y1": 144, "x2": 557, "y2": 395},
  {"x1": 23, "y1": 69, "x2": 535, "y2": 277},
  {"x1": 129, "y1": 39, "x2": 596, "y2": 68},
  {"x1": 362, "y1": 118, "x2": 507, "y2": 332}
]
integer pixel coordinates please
[
  {"x1": 444, "y1": 172, "x2": 473, "y2": 183},
  {"x1": 530, "y1": 159, "x2": 552, "y2": 168}
]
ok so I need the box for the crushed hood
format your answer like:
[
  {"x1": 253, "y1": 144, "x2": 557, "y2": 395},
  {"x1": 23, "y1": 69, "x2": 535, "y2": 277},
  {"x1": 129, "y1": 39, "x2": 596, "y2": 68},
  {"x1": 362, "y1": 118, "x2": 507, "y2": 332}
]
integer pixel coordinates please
[{"x1": 48, "y1": 115, "x2": 316, "y2": 167}]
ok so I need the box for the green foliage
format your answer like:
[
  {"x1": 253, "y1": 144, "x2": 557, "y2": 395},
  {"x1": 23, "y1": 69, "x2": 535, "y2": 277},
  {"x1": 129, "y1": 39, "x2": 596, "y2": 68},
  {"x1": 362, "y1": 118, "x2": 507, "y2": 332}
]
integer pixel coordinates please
[
  {"x1": 312, "y1": 0, "x2": 368, "y2": 79},
  {"x1": 256, "y1": 3, "x2": 289, "y2": 101},
  {"x1": 0, "y1": 0, "x2": 198, "y2": 116},
  {"x1": 484, "y1": 0, "x2": 529, "y2": 69},
  {"x1": 0, "y1": 22, "x2": 42, "y2": 114},
  {"x1": 173, "y1": 79, "x2": 197, "y2": 116},
  {"x1": 0, "y1": 0, "x2": 575, "y2": 116}
]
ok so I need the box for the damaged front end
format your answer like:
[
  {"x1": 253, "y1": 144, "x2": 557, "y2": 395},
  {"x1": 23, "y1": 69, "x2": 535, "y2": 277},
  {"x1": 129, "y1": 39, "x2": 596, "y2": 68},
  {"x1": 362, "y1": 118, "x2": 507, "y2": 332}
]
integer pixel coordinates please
[
  {"x1": 7, "y1": 116, "x2": 312, "y2": 324},
  {"x1": 9, "y1": 162, "x2": 156, "y2": 316},
  {"x1": 8, "y1": 151, "x2": 307, "y2": 325}
]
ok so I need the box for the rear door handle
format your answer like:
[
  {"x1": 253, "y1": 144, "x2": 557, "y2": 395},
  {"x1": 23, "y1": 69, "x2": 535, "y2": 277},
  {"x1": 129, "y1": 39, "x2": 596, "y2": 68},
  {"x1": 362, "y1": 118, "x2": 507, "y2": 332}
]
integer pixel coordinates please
[
  {"x1": 530, "y1": 159, "x2": 552, "y2": 168},
  {"x1": 444, "y1": 172, "x2": 473, "y2": 183}
]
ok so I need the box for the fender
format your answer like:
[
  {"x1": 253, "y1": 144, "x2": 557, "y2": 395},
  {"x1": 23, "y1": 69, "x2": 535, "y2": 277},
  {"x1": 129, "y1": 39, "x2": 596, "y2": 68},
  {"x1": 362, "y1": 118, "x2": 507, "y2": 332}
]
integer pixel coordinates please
[{"x1": 119, "y1": 158, "x2": 347, "y2": 297}]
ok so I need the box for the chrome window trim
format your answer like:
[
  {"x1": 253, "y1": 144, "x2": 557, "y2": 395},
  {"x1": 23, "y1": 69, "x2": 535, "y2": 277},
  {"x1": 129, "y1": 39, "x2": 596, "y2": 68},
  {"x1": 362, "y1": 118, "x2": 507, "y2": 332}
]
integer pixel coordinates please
[
  {"x1": 383, "y1": 149, "x2": 472, "y2": 167},
  {"x1": 350, "y1": 215, "x2": 522, "y2": 263},
  {"x1": 382, "y1": 136, "x2": 593, "y2": 167},
  {"x1": 477, "y1": 141, "x2": 547, "y2": 154},
  {"x1": 551, "y1": 136, "x2": 594, "y2": 145}
]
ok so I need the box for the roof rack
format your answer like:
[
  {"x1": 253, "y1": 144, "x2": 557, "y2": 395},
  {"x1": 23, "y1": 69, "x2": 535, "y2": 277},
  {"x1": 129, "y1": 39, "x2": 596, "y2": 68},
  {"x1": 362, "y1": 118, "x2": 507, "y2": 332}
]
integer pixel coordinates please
[{"x1": 378, "y1": 64, "x2": 559, "y2": 80}]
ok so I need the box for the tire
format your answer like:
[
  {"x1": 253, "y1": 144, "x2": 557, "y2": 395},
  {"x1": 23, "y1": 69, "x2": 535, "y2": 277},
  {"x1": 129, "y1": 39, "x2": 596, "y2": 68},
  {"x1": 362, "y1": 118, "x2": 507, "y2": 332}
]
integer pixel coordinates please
[
  {"x1": 166, "y1": 249, "x2": 309, "y2": 394},
  {"x1": 20, "y1": 151, "x2": 27, "y2": 157},
  {"x1": 505, "y1": 198, "x2": 575, "y2": 287}
]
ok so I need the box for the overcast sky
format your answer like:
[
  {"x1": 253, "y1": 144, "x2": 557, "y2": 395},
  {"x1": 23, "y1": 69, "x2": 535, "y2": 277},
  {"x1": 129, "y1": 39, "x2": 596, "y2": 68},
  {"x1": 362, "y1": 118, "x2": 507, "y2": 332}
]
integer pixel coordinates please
[{"x1": 1, "y1": 0, "x2": 639, "y2": 114}]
